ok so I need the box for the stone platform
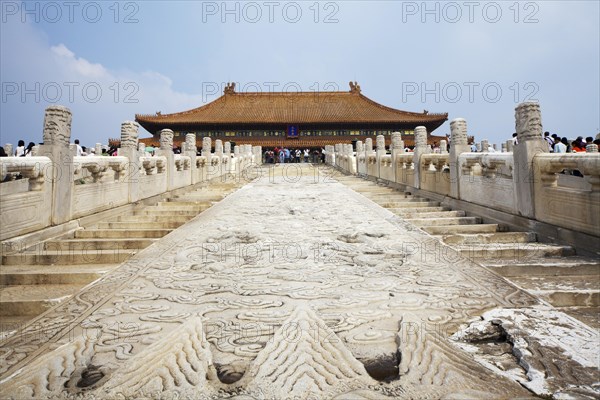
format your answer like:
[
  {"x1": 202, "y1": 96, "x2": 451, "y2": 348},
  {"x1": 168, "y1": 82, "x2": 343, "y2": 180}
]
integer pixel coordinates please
[{"x1": 0, "y1": 165, "x2": 597, "y2": 399}]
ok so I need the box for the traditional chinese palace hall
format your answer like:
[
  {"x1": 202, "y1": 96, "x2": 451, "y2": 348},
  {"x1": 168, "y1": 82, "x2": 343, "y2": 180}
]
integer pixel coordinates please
[{"x1": 135, "y1": 82, "x2": 448, "y2": 149}]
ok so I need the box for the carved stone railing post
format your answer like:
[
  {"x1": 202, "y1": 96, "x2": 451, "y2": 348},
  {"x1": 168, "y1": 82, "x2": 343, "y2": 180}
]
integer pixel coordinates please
[
  {"x1": 157, "y1": 129, "x2": 176, "y2": 189},
  {"x1": 202, "y1": 137, "x2": 212, "y2": 159},
  {"x1": 513, "y1": 102, "x2": 548, "y2": 218},
  {"x1": 391, "y1": 132, "x2": 404, "y2": 182},
  {"x1": 365, "y1": 138, "x2": 373, "y2": 155},
  {"x1": 356, "y1": 141, "x2": 364, "y2": 154},
  {"x1": 481, "y1": 140, "x2": 489, "y2": 153},
  {"x1": 377, "y1": 136, "x2": 387, "y2": 177},
  {"x1": 254, "y1": 146, "x2": 262, "y2": 166},
  {"x1": 213, "y1": 139, "x2": 224, "y2": 178},
  {"x1": 215, "y1": 140, "x2": 223, "y2": 157},
  {"x1": 439, "y1": 139, "x2": 448, "y2": 154},
  {"x1": 37, "y1": 105, "x2": 74, "y2": 225},
  {"x1": 449, "y1": 118, "x2": 471, "y2": 199},
  {"x1": 118, "y1": 121, "x2": 141, "y2": 201},
  {"x1": 355, "y1": 140, "x2": 364, "y2": 172},
  {"x1": 413, "y1": 126, "x2": 428, "y2": 189},
  {"x1": 184, "y1": 133, "x2": 198, "y2": 183}
]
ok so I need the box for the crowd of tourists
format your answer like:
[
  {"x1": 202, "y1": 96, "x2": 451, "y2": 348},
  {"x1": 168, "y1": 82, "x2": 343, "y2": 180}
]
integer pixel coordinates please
[
  {"x1": 542, "y1": 132, "x2": 600, "y2": 153},
  {"x1": 0, "y1": 139, "x2": 122, "y2": 158},
  {"x1": 264, "y1": 147, "x2": 326, "y2": 164},
  {"x1": 510, "y1": 132, "x2": 600, "y2": 153}
]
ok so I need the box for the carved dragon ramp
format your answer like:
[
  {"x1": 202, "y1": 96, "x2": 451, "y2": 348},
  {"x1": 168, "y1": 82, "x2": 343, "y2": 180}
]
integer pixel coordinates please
[{"x1": 0, "y1": 165, "x2": 596, "y2": 399}]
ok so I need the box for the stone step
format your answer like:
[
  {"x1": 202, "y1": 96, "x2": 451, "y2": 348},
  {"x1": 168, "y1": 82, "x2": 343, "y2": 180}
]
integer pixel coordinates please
[
  {"x1": 398, "y1": 210, "x2": 466, "y2": 219},
  {"x1": 172, "y1": 197, "x2": 221, "y2": 204},
  {"x1": 1, "y1": 249, "x2": 136, "y2": 265},
  {"x1": 510, "y1": 275, "x2": 600, "y2": 307},
  {"x1": 97, "y1": 221, "x2": 185, "y2": 230},
  {"x1": 75, "y1": 229, "x2": 172, "y2": 239},
  {"x1": 406, "y1": 216, "x2": 481, "y2": 227},
  {"x1": 369, "y1": 197, "x2": 424, "y2": 204},
  {"x1": 156, "y1": 201, "x2": 213, "y2": 208},
  {"x1": 440, "y1": 232, "x2": 536, "y2": 245},
  {"x1": 0, "y1": 284, "x2": 87, "y2": 316},
  {"x1": 115, "y1": 215, "x2": 191, "y2": 223},
  {"x1": 363, "y1": 193, "x2": 413, "y2": 200},
  {"x1": 391, "y1": 206, "x2": 450, "y2": 214},
  {"x1": 456, "y1": 243, "x2": 575, "y2": 260},
  {"x1": 482, "y1": 258, "x2": 600, "y2": 277},
  {"x1": 134, "y1": 209, "x2": 199, "y2": 216},
  {"x1": 347, "y1": 187, "x2": 393, "y2": 191},
  {"x1": 384, "y1": 201, "x2": 441, "y2": 209},
  {"x1": 43, "y1": 238, "x2": 156, "y2": 251},
  {"x1": 356, "y1": 190, "x2": 398, "y2": 195},
  {"x1": 141, "y1": 204, "x2": 206, "y2": 212},
  {"x1": 422, "y1": 224, "x2": 501, "y2": 235},
  {"x1": 0, "y1": 264, "x2": 118, "y2": 285},
  {"x1": 378, "y1": 199, "x2": 430, "y2": 207}
]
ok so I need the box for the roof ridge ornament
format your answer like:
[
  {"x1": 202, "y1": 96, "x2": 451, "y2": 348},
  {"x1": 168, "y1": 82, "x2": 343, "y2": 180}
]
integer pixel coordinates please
[
  {"x1": 349, "y1": 81, "x2": 361, "y2": 94},
  {"x1": 224, "y1": 82, "x2": 236, "y2": 94}
]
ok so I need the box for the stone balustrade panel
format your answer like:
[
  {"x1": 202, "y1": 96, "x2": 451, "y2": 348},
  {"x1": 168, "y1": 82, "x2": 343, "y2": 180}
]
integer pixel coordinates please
[
  {"x1": 366, "y1": 152, "x2": 378, "y2": 177},
  {"x1": 420, "y1": 154, "x2": 451, "y2": 195},
  {"x1": 172, "y1": 155, "x2": 192, "y2": 189},
  {"x1": 71, "y1": 156, "x2": 130, "y2": 218},
  {"x1": 534, "y1": 153, "x2": 600, "y2": 236},
  {"x1": 0, "y1": 157, "x2": 53, "y2": 240},
  {"x1": 458, "y1": 153, "x2": 517, "y2": 213},
  {"x1": 379, "y1": 154, "x2": 395, "y2": 182},
  {"x1": 395, "y1": 153, "x2": 415, "y2": 187},
  {"x1": 137, "y1": 156, "x2": 169, "y2": 199}
]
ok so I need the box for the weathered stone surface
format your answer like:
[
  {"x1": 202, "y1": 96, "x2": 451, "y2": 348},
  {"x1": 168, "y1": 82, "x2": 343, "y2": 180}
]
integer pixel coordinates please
[
  {"x1": 159, "y1": 129, "x2": 174, "y2": 151},
  {"x1": 376, "y1": 134, "x2": 385, "y2": 152},
  {"x1": 450, "y1": 118, "x2": 467, "y2": 145},
  {"x1": 452, "y1": 307, "x2": 599, "y2": 398},
  {"x1": 185, "y1": 133, "x2": 197, "y2": 153},
  {"x1": 356, "y1": 140, "x2": 364, "y2": 153},
  {"x1": 42, "y1": 105, "x2": 71, "y2": 146},
  {"x1": 202, "y1": 137, "x2": 212, "y2": 157},
  {"x1": 515, "y1": 102, "x2": 543, "y2": 142},
  {"x1": 449, "y1": 118, "x2": 472, "y2": 199},
  {"x1": 513, "y1": 102, "x2": 548, "y2": 218},
  {"x1": 481, "y1": 139, "x2": 489, "y2": 152},
  {"x1": 120, "y1": 121, "x2": 139, "y2": 149},
  {"x1": 439, "y1": 139, "x2": 447, "y2": 153},
  {"x1": 414, "y1": 126, "x2": 427, "y2": 148}
]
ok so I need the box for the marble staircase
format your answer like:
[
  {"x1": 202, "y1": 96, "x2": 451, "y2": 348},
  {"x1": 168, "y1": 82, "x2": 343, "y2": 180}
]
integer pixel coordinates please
[
  {"x1": 336, "y1": 175, "x2": 600, "y2": 329},
  {"x1": 0, "y1": 180, "x2": 244, "y2": 329}
]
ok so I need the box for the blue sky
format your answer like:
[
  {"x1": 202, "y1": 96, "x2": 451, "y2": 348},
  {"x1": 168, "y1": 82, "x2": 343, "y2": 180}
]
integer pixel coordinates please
[{"x1": 1, "y1": 1, "x2": 599, "y2": 149}]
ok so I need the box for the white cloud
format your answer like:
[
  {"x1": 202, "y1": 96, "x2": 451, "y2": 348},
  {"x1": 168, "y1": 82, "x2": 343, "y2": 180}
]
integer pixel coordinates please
[
  {"x1": 50, "y1": 44, "x2": 108, "y2": 79},
  {"x1": 1, "y1": 20, "x2": 203, "y2": 148}
]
